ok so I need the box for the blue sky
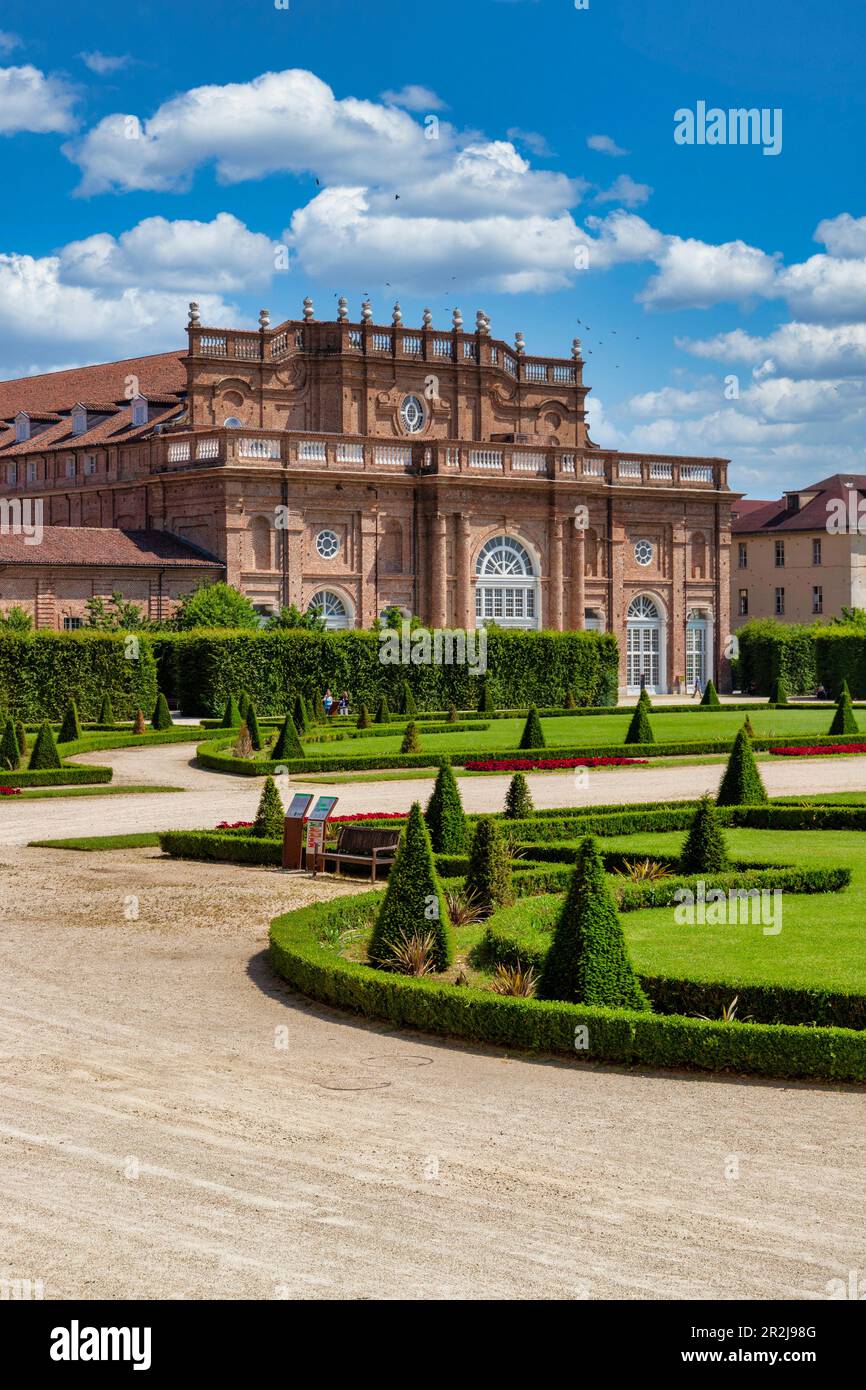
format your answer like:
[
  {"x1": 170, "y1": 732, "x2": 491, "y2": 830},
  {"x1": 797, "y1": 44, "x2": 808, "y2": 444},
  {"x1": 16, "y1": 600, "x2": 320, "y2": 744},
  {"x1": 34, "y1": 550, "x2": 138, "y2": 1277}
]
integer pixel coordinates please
[{"x1": 1, "y1": 0, "x2": 865, "y2": 497}]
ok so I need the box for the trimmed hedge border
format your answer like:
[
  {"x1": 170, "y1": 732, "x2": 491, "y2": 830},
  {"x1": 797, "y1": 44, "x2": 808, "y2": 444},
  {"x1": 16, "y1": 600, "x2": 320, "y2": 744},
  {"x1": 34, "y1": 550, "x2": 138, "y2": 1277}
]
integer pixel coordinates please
[
  {"x1": 268, "y1": 894, "x2": 866, "y2": 1082},
  {"x1": 0, "y1": 765, "x2": 112, "y2": 787},
  {"x1": 0, "y1": 631, "x2": 158, "y2": 721}
]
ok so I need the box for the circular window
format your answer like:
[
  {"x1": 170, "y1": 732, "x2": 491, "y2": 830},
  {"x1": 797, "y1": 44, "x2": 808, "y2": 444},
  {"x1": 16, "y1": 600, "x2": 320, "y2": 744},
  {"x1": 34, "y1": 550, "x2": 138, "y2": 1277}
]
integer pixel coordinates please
[
  {"x1": 634, "y1": 539, "x2": 653, "y2": 567},
  {"x1": 315, "y1": 529, "x2": 340, "y2": 559},
  {"x1": 399, "y1": 395, "x2": 425, "y2": 433}
]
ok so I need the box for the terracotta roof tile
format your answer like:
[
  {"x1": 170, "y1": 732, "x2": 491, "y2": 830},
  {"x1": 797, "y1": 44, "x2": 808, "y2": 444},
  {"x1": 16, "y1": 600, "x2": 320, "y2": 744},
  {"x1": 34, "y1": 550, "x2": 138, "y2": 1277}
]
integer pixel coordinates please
[
  {"x1": 0, "y1": 401, "x2": 184, "y2": 456},
  {"x1": 0, "y1": 349, "x2": 187, "y2": 418},
  {"x1": 732, "y1": 474, "x2": 866, "y2": 533},
  {"x1": 0, "y1": 526, "x2": 223, "y2": 568}
]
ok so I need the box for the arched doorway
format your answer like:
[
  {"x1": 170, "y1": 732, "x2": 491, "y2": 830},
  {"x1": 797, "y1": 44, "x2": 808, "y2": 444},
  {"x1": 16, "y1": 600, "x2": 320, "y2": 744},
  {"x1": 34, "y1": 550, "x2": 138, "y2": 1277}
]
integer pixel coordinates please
[
  {"x1": 474, "y1": 535, "x2": 540, "y2": 629},
  {"x1": 308, "y1": 589, "x2": 353, "y2": 630},
  {"x1": 686, "y1": 608, "x2": 713, "y2": 692},
  {"x1": 626, "y1": 595, "x2": 666, "y2": 692}
]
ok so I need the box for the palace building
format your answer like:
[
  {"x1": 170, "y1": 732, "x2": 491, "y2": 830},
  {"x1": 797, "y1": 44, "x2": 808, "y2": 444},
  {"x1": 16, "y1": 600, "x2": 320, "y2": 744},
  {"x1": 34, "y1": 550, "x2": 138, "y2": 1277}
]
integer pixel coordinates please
[{"x1": 0, "y1": 298, "x2": 734, "y2": 692}]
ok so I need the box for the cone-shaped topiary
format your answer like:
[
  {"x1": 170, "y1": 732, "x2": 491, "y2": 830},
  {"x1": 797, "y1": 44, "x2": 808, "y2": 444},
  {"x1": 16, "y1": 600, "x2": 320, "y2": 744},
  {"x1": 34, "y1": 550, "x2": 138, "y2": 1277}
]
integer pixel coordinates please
[
  {"x1": 28, "y1": 720, "x2": 61, "y2": 770},
  {"x1": 717, "y1": 727, "x2": 768, "y2": 805},
  {"x1": 58, "y1": 700, "x2": 81, "y2": 743},
  {"x1": 253, "y1": 776, "x2": 284, "y2": 838},
  {"x1": 701, "y1": 679, "x2": 721, "y2": 706},
  {"x1": 151, "y1": 692, "x2": 173, "y2": 730},
  {"x1": 400, "y1": 680, "x2": 417, "y2": 716},
  {"x1": 743, "y1": 715, "x2": 756, "y2": 739},
  {"x1": 271, "y1": 714, "x2": 303, "y2": 760},
  {"x1": 425, "y1": 760, "x2": 466, "y2": 852},
  {"x1": 519, "y1": 705, "x2": 545, "y2": 749},
  {"x1": 400, "y1": 720, "x2": 420, "y2": 753},
  {"x1": 292, "y1": 693, "x2": 308, "y2": 733},
  {"x1": 132, "y1": 709, "x2": 146, "y2": 735},
  {"x1": 829, "y1": 682, "x2": 858, "y2": 736},
  {"x1": 564, "y1": 690, "x2": 577, "y2": 710},
  {"x1": 638, "y1": 686, "x2": 652, "y2": 709},
  {"x1": 624, "y1": 702, "x2": 654, "y2": 744},
  {"x1": 15, "y1": 720, "x2": 26, "y2": 757},
  {"x1": 537, "y1": 836, "x2": 649, "y2": 1008},
  {"x1": 374, "y1": 694, "x2": 390, "y2": 724},
  {"x1": 220, "y1": 693, "x2": 241, "y2": 727},
  {"x1": 679, "y1": 795, "x2": 730, "y2": 874},
  {"x1": 0, "y1": 718, "x2": 20, "y2": 770},
  {"x1": 368, "y1": 802, "x2": 452, "y2": 971},
  {"x1": 504, "y1": 771, "x2": 534, "y2": 819},
  {"x1": 464, "y1": 815, "x2": 513, "y2": 913},
  {"x1": 98, "y1": 693, "x2": 114, "y2": 726},
  {"x1": 356, "y1": 703, "x2": 372, "y2": 730},
  {"x1": 769, "y1": 676, "x2": 788, "y2": 706},
  {"x1": 447, "y1": 703, "x2": 458, "y2": 723},
  {"x1": 246, "y1": 703, "x2": 263, "y2": 751},
  {"x1": 237, "y1": 690, "x2": 252, "y2": 722},
  {"x1": 478, "y1": 681, "x2": 495, "y2": 714}
]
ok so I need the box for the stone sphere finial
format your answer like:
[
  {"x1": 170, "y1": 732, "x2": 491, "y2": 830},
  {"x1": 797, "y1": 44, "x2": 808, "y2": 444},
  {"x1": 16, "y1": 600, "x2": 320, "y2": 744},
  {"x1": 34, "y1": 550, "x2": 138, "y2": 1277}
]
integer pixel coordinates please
[
  {"x1": 422, "y1": 307, "x2": 433, "y2": 329},
  {"x1": 476, "y1": 309, "x2": 490, "y2": 335},
  {"x1": 361, "y1": 299, "x2": 373, "y2": 323},
  {"x1": 452, "y1": 307, "x2": 463, "y2": 331},
  {"x1": 259, "y1": 308, "x2": 270, "y2": 329},
  {"x1": 188, "y1": 301, "x2": 200, "y2": 326},
  {"x1": 337, "y1": 296, "x2": 349, "y2": 322},
  {"x1": 572, "y1": 337, "x2": 581, "y2": 359},
  {"x1": 392, "y1": 301, "x2": 403, "y2": 325},
  {"x1": 515, "y1": 330, "x2": 525, "y2": 354},
  {"x1": 302, "y1": 296, "x2": 314, "y2": 322}
]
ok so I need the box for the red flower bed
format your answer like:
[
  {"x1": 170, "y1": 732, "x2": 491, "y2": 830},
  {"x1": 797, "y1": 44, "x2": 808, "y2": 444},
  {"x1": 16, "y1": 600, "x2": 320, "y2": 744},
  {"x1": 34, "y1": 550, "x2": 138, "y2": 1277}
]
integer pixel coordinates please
[
  {"x1": 330, "y1": 812, "x2": 405, "y2": 822},
  {"x1": 215, "y1": 820, "x2": 253, "y2": 829},
  {"x1": 464, "y1": 756, "x2": 648, "y2": 772},
  {"x1": 0, "y1": 786, "x2": 22, "y2": 796},
  {"x1": 771, "y1": 743, "x2": 866, "y2": 757}
]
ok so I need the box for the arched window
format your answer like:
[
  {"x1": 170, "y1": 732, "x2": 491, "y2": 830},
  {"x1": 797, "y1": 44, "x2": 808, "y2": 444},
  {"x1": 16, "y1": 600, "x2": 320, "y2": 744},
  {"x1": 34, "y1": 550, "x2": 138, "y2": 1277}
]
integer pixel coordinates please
[
  {"x1": 308, "y1": 589, "x2": 351, "y2": 630},
  {"x1": 626, "y1": 595, "x2": 664, "y2": 692},
  {"x1": 475, "y1": 535, "x2": 539, "y2": 628},
  {"x1": 686, "y1": 607, "x2": 712, "y2": 692}
]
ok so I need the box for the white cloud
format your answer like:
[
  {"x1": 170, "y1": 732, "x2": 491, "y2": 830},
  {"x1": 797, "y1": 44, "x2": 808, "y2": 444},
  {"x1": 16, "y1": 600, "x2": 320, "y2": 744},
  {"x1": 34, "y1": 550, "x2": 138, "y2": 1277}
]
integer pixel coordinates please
[
  {"x1": 777, "y1": 253, "x2": 866, "y2": 323},
  {"x1": 587, "y1": 134, "x2": 628, "y2": 157},
  {"x1": 81, "y1": 51, "x2": 131, "y2": 76},
  {"x1": 595, "y1": 173, "x2": 652, "y2": 208},
  {"x1": 814, "y1": 212, "x2": 866, "y2": 259},
  {"x1": 380, "y1": 84, "x2": 447, "y2": 112},
  {"x1": 579, "y1": 211, "x2": 667, "y2": 270},
  {"x1": 59, "y1": 212, "x2": 275, "y2": 293},
  {"x1": 507, "y1": 127, "x2": 554, "y2": 158},
  {"x1": 0, "y1": 64, "x2": 77, "y2": 135},
  {"x1": 679, "y1": 321, "x2": 866, "y2": 379},
  {"x1": 638, "y1": 236, "x2": 780, "y2": 310},
  {"x1": 0, "y1": 32, "x2": 21, "y2": 55}
]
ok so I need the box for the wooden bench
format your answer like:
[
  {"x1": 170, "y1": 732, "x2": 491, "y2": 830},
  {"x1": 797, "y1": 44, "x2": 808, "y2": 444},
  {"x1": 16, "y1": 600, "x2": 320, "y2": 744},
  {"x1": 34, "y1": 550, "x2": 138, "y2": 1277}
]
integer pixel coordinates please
[{"x1": 320, "y1": 825, "x2": 400, "y2": 882}]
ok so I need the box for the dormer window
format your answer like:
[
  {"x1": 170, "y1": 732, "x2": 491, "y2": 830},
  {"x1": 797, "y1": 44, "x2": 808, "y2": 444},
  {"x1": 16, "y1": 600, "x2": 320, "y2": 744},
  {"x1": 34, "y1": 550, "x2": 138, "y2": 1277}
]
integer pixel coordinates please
[
  {"x1": 131, "y1": 396, "x2": 148, "y2": 427},
  {"x1": 14, "y1": 412, "x2": 30, "y2": 443},
  {"x1": 71, "y1": 405, "x2": 87, "y2": 436}
]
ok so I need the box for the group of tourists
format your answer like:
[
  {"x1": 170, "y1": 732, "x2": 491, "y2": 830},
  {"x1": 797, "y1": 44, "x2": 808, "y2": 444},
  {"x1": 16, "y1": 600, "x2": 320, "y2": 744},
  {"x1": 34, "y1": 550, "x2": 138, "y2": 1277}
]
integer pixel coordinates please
[{"x1": 322, "y1": 688, "x2": 350, "y2": 717}]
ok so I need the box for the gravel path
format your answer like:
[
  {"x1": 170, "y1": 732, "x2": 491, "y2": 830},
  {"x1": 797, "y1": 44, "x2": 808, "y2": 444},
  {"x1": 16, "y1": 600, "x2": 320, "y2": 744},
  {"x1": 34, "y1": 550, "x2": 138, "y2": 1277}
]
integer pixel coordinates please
[{"x1": 0, "y1": 845, "x2": 863, "y2": 1300}]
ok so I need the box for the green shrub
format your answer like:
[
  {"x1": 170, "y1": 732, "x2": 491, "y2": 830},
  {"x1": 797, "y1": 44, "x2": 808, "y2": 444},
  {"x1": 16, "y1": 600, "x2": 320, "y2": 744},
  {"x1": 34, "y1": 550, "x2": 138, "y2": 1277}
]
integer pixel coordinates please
[
  {"x1": 98, "y1": 693, "x2": 114, "y2": 725},
  {"x1": 447, "y1": 703, "x2": 458, "y2": 723},
  {"x1": 678, "y1": 796, "x2": 730, "y2": 874},
  {"x1": 425, "y1": 760, "x2": 466, "y2": 853},
  {"x1": 151, "y1": 692, "x2": 173, "y2": 730},
  {"x1": 504, "y1": 772, "x2": 534, "y2": 819},
  {"x1": 465, "y1": 816, "x2": 513, "y2": 912},
  {"x1": 537, "y1": 837, "x2": 649, "y2": 1009},
  {"x1": 519, "y1": 706, "x2": 545, "y2": 749},
  {"x1": 0, "y1": 717, "x2": 20, "y2": 770},
  {"x1": 638, "y1": 686, "x2": 652, "y2": 709},
  {"x1": 717, "y1": 728, "x2": 768, "y2": 806},
  {"x1": 246, "y1": 703, "x2": 264, "y2": 751},
  {"x1": 769, "y1": 676, "x2": 788, "y2": 705},
  {"x1": 564, "y1": 690, "x2": 577, "y2": 710},
  {"x1": 701, "y1": 679, "x2": 721, "y2": 706},
  {"x1": 28, "y1": 720, "x2": 61, "y2": 770},
  {"x1": 829, "y1": 682, "x2": 858, "y2": 736},
  {"x1": 254, "y1": 776, "x2": 284, "y2": 838},
  {"x1": 292, "y1": 693, "x2": 309, "y2": 733},
  {"x1": 16, "y1": 719, "x2": 26, "y2": 757},
  {"x1": 624, "y1": 702, "x2": 654, "y2": 744},
  {"x1": 271, "y1": 715, "x2": 304, "y2": 760},
  {"x1": 237, "y1": 690, "x2": 252, "y2": 722},
  {"x1": 400, "y1": 721, "x2": 420, "y2": 753},
  {"x1": 58, "y1": 700, "x2": 81, "y2": 743},
  {"x1": 743, "y1": 715, "x2": 756, "y2": 739},
  {"x1": 0, "y1": 631, "x2": 157, "y2": 720},
  {"x1": 220, "y1": 693, "x2": 241, "y2": 727},
  {"x1": 356, "y1": 703, "x2": 372, "y2": 729},
  {"x1": 368, "y1": 803, "x2": 452, "y2": 971},
  {"x1": 478, "y1": 681, "x2": 495, "y2": 714},
  {"x1": 400, "y1": 680, "x2": 417, "y2": 716},
  {"x1": 375, "y1": 695, "x2": 390, "y2": 724}
]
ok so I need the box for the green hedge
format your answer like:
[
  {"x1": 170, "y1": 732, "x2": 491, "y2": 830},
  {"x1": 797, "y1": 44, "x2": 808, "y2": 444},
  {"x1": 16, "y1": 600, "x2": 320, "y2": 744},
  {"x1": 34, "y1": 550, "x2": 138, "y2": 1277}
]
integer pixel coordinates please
[
  {"x1": 0, "y1": 632, "x2": 158, "y2": 721},
  {"x1": 0, "y1": 765, "x2": 112, "y2": 787},
  {"x1": 268, "y1": 894, "x2": 866, "y2": 1081},
  {"x1": 161, "y1": 628, "x2": 619, "y2": 717},
  {"x1": 737, "y1": 620, "x2": 866, "y2": 698}
]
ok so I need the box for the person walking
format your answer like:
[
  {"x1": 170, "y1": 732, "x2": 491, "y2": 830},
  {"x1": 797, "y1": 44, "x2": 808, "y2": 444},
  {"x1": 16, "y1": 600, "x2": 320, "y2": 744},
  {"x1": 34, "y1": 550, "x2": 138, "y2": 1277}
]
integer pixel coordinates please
[
  {"x1": 339, "y1": 690, "x2": 349, "y2": 716},
  {"x1": 323, "y1": 688, "x2": 334, "y2": 717},
  {"x1": 693, "y1": 676, "x2": 703, "y2": 700}
]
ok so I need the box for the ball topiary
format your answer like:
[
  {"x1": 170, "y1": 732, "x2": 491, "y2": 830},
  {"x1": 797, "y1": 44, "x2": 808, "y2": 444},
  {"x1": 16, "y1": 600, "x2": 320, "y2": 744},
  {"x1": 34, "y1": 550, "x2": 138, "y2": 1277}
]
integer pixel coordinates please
[
  {"x1": 519, "y1": 706, "x2": 545, "y2": 750},
  {"x1": 28, "y1": 720, "x2": 61, "y2": 770},
  {"x1": 151, "y1": 692, "x2": 173, "y2": 730},
  {"x1": 504, "y1": 771, "x2": 534, "y2": 819},
  {"x1": 678, "y1": 795, "x2": 730, "y2": 874},
  {"x1": 253, "y1": 776, "x2": 284, "y2": 838},
  {"x1": 465, "y1": 816, "x2": 513, "y2": 913},
  {"x1": 537, "y1": 836, "x2": 649, "y2": 1009},
  {"x1": 368, "y1": 803, "x2": 452, "y2": 971},
  {"x1": 624, "y1": 702, "x2": 654, "y2": 744},
  {"x1": 716, "y1": 727, "x2": 768, "y2": 806},
  {"x1": 425, "y1": 760, "x2": 466, "y2": 852}
]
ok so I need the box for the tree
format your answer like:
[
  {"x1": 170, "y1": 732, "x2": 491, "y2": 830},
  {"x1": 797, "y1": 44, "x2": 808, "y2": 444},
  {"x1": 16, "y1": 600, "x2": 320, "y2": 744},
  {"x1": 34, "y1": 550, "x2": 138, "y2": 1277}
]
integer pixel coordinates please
[
  {"x1": 133, "y1": 709, "x2": 146, "y2": 735},
  {"x1": 400, "y1": 680, "x2": 417, "y2": 716},
  {"x1": 271, "y1": 714, "x2": 303, "y2": 760},
  {"x1": 246, "y1": 703, "x2": 264, "y2": 751},
  {"x1": 84, "y1": 592, "x2": 147, "y2": 630},
  {"x1": 504, "y1": 771, "x2": 534, "y2": 819},
  {"x1": 537, "y1": 836, "x2": 649, "y2": 1009},
  {"x1": 829, "y1": 606, "x2": 866, "y2": 627},
  {"x1": 829, "y1": 682, "x2": 858, "y2": 735},
  {"x1": 0, "y1": 605, "x2": 33, "y2": 632},
  {"x1": 400, "y1": 720, "x2": 420, "y2": 753},
  {"x1": 264, "y1": 603, "x2": 325, "y2": 631},
  {"x1": 171, "y1": 581, "x2": 260, "y2": 630},
  {"x1": 769, "y1": 676, "x2": 788, "y2": 705},
  {"x1": 368, "y1": 803, "x2": 452, "y2": 971},
  {"x1": 624, "y1": 702, "x2": 654, "y2": 744},
  {"x1": 701, "y1": 679, "x2": 721, "y2": 706},
  {"x1": 98, "y1": 693, "x2": 114, "y2": 725},
  {"x1": 292, "y1": 693, "x2": 309, "y2": 733},
  {"x1": 519, "y1": 706, "x2": 545, "y2": 749},
  {"x1": 374, "y1": 694, "x2": 390, "y2": 724},
  {"x1": 58, "y1": 700, "x2": 81, "y2": 743},
  {"x1": 356, "y1": 704, "x2": 372, "y2": 730},
  {"x1": 28, "y1": 720, "x2": 61, "y2": 770},
  {"x1": 253, "y1": 776, "x2": 284, "y2": 837},
  {"x1": 151, "y1": 692, "x2": 173, "y2": 730},
  {"x1": 0, "y1": 718, "x2": 20, "y2": 770},
  {"x1": 478, "y1": 681, "x2": 495, "y2": 714},
  {"x1": 679, "y1": 795, "x2": 730, "y2": 874},
  {"x1": 425, "y1": 760, "x2": 466, "y2": 852},
  {"x1": 220, "y1": 693, "x2": 241, "y2": 727},
  {"x1": 717, "y1": 727, "x2": 768, "y2": 805},
  {"x1": 464, "y1": 816, "x2": 513, "y2": 913}
]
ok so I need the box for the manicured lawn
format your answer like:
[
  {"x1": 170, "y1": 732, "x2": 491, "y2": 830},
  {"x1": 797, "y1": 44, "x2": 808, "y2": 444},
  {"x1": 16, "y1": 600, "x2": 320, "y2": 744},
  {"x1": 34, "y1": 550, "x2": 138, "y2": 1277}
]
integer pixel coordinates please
[
  {"x1": 9, "y1": 784, "x2": 182, "y2": 801},
  {"x1": 29, "y1": 832, "x2": 162, "y2": 851}
]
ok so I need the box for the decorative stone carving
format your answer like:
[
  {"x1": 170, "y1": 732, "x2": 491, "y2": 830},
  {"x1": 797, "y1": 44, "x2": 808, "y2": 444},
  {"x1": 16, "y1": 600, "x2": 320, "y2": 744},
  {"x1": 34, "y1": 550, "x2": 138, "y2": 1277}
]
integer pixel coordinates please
[
  {"x1": 188, "y1": 302, "x2": 200, "y2": 325},
  {"x1": 422, "y1": 307, "x2": 433, "y2": 328},
  {"x1": 303, "y1": 297, "x2": 314, "y2": 322},
  {"x1": 337, "y1": 297, "x2": 349, "y2": 322},
  {"x1": 392, "y1": 302, "x2": 403, "y2": 325},
  {"x1": 361, "y1": 299, "x2": 373, "y2": 323},
  {"x1": 259, "y1": 308, "x2": 270, "y2": 328},
  {"x1": 452, "y1": 307, "x2": 463, "y2": 330}
]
